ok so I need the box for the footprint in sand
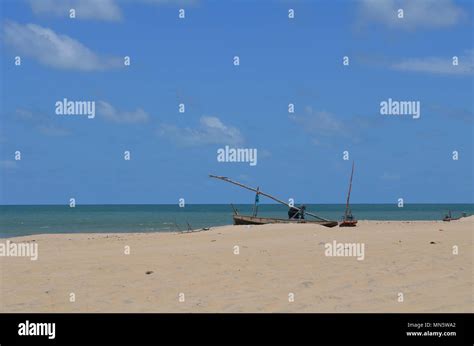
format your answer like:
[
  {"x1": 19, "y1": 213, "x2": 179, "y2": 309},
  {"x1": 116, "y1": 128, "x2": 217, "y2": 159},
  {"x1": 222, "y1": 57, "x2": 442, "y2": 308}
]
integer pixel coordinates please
[{"x1": 300, "y1": 281, "x2": 314, "y2": 288}]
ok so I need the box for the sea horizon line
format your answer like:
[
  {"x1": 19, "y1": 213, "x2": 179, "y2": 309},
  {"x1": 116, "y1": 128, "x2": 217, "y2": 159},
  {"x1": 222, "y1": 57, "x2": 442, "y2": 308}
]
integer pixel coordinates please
[{"x1": 1, "y1": 203, "x2": 473, "y2": 207}]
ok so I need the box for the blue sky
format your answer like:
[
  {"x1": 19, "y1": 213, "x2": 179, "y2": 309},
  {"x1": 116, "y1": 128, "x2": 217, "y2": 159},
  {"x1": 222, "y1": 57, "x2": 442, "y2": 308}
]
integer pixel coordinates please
[{"x1": 0, "y1": 0, "x2": 473, "y2": 205}]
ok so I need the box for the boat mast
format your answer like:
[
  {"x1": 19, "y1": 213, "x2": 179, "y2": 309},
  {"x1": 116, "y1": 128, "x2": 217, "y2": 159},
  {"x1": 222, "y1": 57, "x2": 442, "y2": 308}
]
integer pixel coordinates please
[
  {"x1": 344, "y1": 162, "x2": 355, "y2": 219},
  {"x1": 209, "y1": 174, "x2": 330, "y2": 221},
  {"x1": 253, "y1": 187, "x2": 259, "y2": 217}
]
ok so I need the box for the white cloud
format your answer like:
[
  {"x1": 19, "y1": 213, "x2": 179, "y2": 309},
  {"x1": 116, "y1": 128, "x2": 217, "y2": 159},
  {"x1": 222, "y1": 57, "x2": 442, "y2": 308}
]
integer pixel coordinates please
[
  {"x1": 357, "y1": 0, "x2": 466, "y2": 30},
  {"x1": 380, "y1": 172, "x2": 400, "y2": 181},
  {"x1": 0, "y1": 160, "x2": 18, "y2": 169},
  {"x1": 15, "y1": 108, "x2": 72, "y2": 136},
  {"x1": 139, "y1": 0, "x2": 199, "y2": 5},
  {"x1": 3, "y1": 21, "x2": 122, "y2": 71},
  {"x1": 429, "y1": 104, "x2": 473, "y2": 123},
  {"x1": 97, "y1": 101, "x2": 150, "y2": 124},
  {"x1": 37, "y1": 125, "x2": 71, "y2": 137},
  {"x1": 290, "y1": 107, "x2": 347, "y2": 138},
  {"x1": 29, "y1": 0, "x2": 199, "y2": 21},
  {"x1": 158, "y1": 116, "x2": 244, "y2": 146},
  {"x1": 289, "y1": 106, "x2": 380, "y2": 146},
  {"x1": 392, "y1": 50, "x2": 474, "y2": 75},
  {"x1": 29, "y1": 0, "x2": 122, "y2": 21},
  {"x1": 15, "y1": 108, "x2": 34, "y2": 120}
]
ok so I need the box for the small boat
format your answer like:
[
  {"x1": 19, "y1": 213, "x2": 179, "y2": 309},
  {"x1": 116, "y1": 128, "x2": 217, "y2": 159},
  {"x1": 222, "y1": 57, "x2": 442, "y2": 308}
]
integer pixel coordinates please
[
  {"x1": 210, "y1": 174, "x2": 338, "y2": 228},
  {"x1": 443, "y1": 211, "x2": 466, "y2": 222},
  {"x1": 339, "y1": 161, "x2": 357, "y2": 227},
  {"x1": 233, "y1": 214, "x2": 338, "y2": 227},
  {"x1": 339, "y1": 214, "x2": 357, "y2": 227},
  {"x1": 443, "y1": 211, "x2": 452, "y2": 221}
]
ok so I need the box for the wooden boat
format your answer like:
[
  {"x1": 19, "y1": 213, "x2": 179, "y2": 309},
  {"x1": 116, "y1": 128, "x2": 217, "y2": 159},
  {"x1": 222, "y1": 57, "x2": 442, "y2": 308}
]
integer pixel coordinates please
[
  {"x1": 233, "y1": 214, "x2": 338, "y2": 227},
  {"x1": 442, "y1": 211, "x2": 466, "y2": 221},
  {"x1": 443, "y1": 211, "x2": 453, "y2": 221},
  {"x1": 339, "y1": 216, "x2": 357, "y2": 227},
  {"x1": 339, "y1": 161, "x2": 357, "y2": 227},
  {"x1": 210, "y1": 174, "x2": 338, "y2": 228}
]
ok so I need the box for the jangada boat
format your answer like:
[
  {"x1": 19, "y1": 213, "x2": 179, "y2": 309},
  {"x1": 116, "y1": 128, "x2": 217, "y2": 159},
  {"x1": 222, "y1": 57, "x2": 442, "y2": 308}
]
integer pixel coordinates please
[
  {"x1": 233, "y1": 214, "x2": 338, "y2": 227},
  {"x1": 442, "y1": 211, "x2": 466, "y2": 221},
  {"x1": 209, "y1": 174, "x2": 338, "y2": 228}
]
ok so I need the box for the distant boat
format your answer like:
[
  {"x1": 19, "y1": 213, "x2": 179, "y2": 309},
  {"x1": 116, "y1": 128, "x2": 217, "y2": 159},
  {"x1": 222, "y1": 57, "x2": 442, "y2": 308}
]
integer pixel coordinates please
[
  {"x1": 443, "y1": 211, "x2": 467, "y2": 221},
  {"x1": 209, "y1": 175, "x2": 338, "y2": 228},
  {"x1": 339, "y1": 162, "x2": 357, "y2": 227}
]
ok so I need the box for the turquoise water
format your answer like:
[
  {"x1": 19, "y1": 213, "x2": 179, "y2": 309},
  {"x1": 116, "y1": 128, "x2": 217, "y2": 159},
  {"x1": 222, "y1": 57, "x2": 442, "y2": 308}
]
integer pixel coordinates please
[{"x1": 0, "y1": 204, "x2": 472, "y2": 238}]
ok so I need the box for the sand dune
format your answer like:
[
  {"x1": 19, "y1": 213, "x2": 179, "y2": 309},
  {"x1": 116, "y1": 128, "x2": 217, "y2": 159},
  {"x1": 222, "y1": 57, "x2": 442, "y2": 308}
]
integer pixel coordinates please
[{"x1": 0, "y1": 219, "x2": 472, "y2": 312}]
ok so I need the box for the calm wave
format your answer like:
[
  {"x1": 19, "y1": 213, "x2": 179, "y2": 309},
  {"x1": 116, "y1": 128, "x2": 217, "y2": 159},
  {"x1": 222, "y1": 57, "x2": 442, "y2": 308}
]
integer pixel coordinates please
[{"x1": 0, "y1": 204, "x2": 472, "y2": 238}]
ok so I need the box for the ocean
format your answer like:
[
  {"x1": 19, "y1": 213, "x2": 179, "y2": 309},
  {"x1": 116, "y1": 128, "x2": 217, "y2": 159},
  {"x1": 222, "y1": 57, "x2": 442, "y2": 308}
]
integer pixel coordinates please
[{"x1": 0, "y1": 204, "x2": 472, "y2": 238}]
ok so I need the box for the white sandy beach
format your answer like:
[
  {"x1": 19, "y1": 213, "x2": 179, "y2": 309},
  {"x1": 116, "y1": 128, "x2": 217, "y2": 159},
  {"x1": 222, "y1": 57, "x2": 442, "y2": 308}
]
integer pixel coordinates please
[{"x1": 0, "y1": 217, "x2": 472, "y2": 313}]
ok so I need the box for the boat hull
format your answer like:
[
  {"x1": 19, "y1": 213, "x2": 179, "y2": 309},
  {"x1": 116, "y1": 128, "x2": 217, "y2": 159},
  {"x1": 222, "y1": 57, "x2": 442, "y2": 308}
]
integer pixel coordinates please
[
  {"x1": 443, "y1": 217, "x2": 460, "y2": 222},
  {"x1": 233, "y1": 215, "x2": 338, "y2": 228},
  {"x1": 339, "y1": 220, "x2": 358, "y2": 227}
]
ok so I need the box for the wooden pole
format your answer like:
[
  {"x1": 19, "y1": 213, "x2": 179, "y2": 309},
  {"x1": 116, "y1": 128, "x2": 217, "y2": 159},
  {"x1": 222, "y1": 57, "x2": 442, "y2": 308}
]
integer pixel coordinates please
[
  {"x1": 344, "y1": 162, "x2": 355, "y2": 219},
  {"x1": 253, "y1": 187, "x2": 260, "y2": 217},
  {"x1": 209, "y1": 174, "x2": 330, "y2": 221}
]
